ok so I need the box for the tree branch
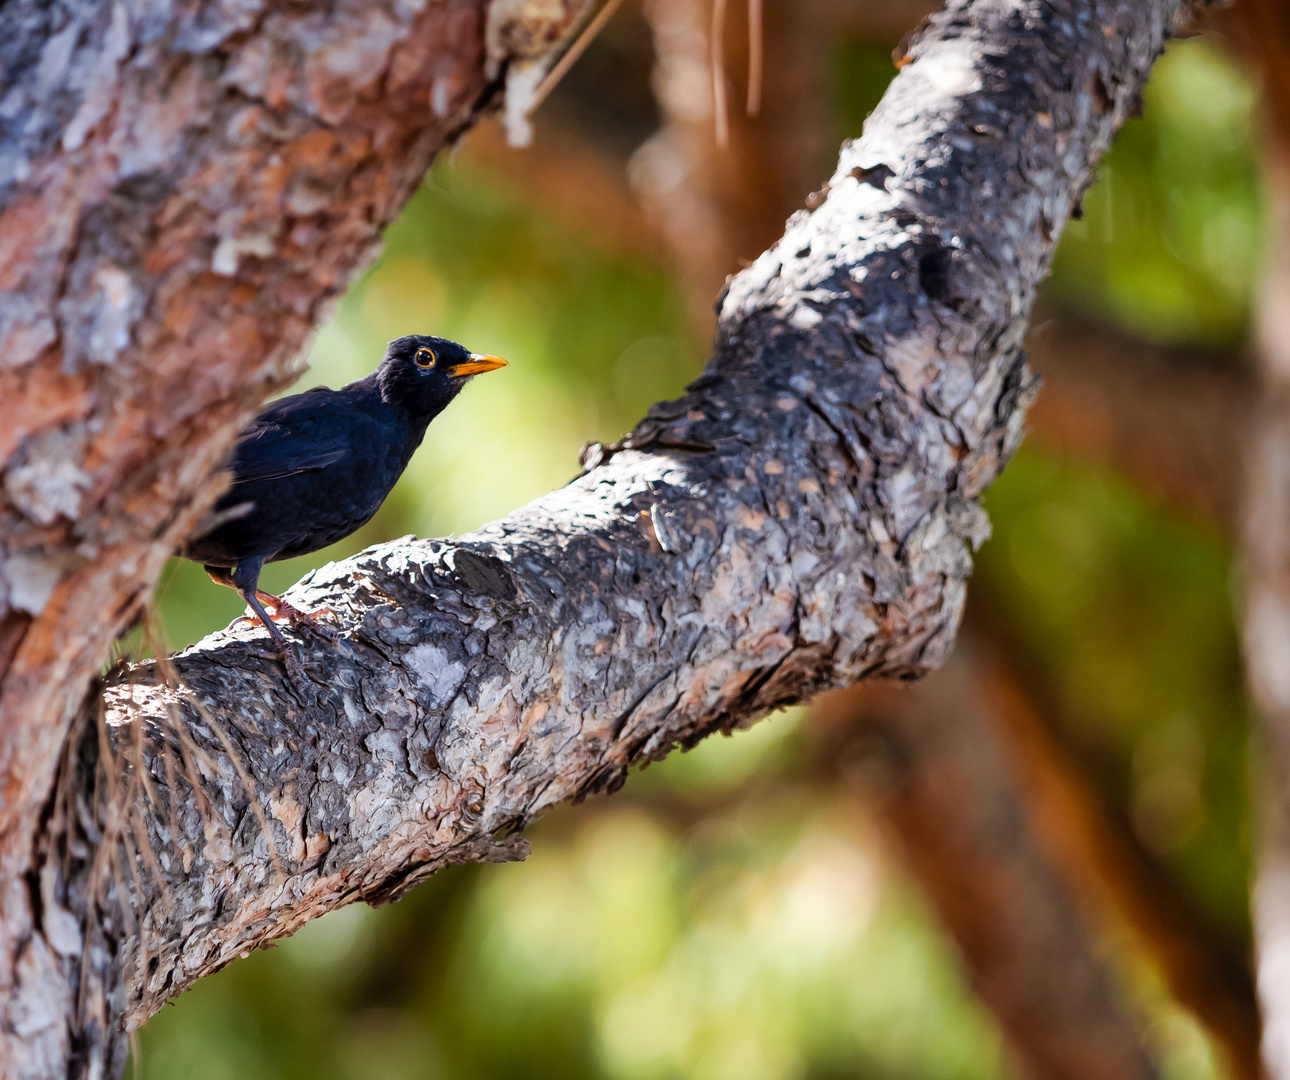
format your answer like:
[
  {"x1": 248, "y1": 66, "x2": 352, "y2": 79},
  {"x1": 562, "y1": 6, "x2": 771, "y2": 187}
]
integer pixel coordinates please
[
  {"x1": 475, "y1": 65, "x2": 1254, "y2": 537},
  {"x1": 33, "y1": 0, "x2": 1205, "y2": 1066}
]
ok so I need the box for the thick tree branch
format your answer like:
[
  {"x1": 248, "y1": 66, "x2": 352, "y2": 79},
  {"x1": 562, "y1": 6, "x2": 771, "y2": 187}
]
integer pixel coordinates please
[
  {"x1": 477, "y1": 76, "x2": 1254, "y2": 536},
  {"x1": 628, "y1": 12, "x2": 1214, "y2": 1073},
  {"x1": 25, "y1": 2, "x2": 1206, "y2": 1075}
]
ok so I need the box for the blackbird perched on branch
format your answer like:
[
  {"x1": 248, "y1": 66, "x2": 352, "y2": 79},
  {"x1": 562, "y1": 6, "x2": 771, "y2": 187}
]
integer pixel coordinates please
[{"x1": 185, "y1": 334, "x2": 507, "y2": 691}]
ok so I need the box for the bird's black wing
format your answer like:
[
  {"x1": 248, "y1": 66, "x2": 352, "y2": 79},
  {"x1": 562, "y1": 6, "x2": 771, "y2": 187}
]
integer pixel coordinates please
[{"x1": 226, "y1": 387, "x2": 353, "y2": 486}]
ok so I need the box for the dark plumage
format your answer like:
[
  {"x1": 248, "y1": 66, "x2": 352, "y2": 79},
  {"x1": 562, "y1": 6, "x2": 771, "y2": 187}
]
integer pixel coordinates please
[{"x1": 185, "y1": 334, "x2": 506, "y2": 689}]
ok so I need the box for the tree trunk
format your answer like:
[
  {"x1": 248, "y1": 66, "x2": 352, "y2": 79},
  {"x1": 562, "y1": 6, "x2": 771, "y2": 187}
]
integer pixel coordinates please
[{"x1": 0, "y1": 0, "x2": 1207, "y2": 1076}]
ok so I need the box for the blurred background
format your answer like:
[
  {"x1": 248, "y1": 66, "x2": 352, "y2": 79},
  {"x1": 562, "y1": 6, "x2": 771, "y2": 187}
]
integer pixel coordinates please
[{"x1": 128, "y1": 2, "x2": 1289, "y2": 1077}]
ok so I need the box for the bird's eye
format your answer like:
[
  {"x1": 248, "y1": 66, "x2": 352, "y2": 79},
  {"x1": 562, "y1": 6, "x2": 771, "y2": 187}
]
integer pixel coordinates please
[{"x1": 414, "y1": 347, "x2": 437, "y2": 369}]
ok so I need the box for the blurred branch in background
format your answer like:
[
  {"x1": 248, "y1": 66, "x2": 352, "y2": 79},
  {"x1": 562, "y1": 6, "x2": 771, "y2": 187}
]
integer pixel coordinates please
[
  {"x1": 1215, "y1": 3, "x2": 1290, "y2": 1077},
  {"x1": 812, "y1": 642, "x2": 1159, "y2": 1080},
  {"x1": 1026, "y1": 313, "x2": 1251, "y2": 537},
  {"x1": 631, "y1": 0, "x2": 830, "y2": 331},
  {"x1": 814, "y1": 624, "x2": 1263, "y2": 1080}
]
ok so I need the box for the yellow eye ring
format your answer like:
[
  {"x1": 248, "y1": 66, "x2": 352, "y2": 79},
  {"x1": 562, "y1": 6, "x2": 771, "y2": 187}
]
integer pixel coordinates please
[{"x1": 414, "y1": 347, "x2": 437, "y2": 369}]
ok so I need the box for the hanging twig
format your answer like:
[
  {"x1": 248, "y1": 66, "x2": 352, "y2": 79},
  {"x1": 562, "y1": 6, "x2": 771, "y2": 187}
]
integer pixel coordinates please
[
  {"x1": 711, "y1": 0, "x2": 730, "y2": 145},
  {"x1": 746, "y1": 0, "x2": 763, "y2": 117},
  {"x1": 527, "y1": 0, "x2": 630, "y2": 118}
]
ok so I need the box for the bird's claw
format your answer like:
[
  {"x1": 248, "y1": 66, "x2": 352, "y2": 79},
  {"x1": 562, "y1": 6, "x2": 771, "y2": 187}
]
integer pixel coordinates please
[
  {"x1": 289, "y1": 607, "x2": 341, "y2": 645},
  {"x1": 259, "y1": 594, "x2": 343, "y2": 645},
  {"x1": 280, "y1": 649, "x2": 311, "y2": 698},
  {"x1": 243, "y1": 643, "x2": 311, "y2": 698}
]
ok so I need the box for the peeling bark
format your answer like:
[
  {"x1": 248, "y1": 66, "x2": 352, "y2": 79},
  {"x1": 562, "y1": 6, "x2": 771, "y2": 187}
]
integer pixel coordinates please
[{"x1": 2, "y1": 0, "x2": 1209, "y2": 1076}]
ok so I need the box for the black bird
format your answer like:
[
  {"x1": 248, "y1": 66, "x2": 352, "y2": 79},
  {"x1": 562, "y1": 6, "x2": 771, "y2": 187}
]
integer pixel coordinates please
[{"x1": 186, "y1": 334, "x2": 507, "y2": 689}]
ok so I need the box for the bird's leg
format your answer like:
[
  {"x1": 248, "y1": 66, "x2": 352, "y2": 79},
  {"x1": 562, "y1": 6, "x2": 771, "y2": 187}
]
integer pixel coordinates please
[
  {"x1": 205, "y1": 565, "x2": 258, "y2": 629},
  {"x1": 212, "y1": 559, "x2": 311, "y2": 695},
  {"x1": 253, "y1": 590, "x2": 341, "y2": 645},
  {"x1": 209, "y1": 564, "x2": 339, "y2": 644},
  {"x1": 205, "y1": 565, "x2": 238, "y2": 590},
  {"x1": 239, "y1": 588, "x2": 310, "y2": 694}
]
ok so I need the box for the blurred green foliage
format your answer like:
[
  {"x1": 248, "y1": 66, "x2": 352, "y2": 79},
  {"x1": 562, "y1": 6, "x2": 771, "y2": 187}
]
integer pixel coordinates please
[
  {"x1": 134, "y1": 26, "x2": 1261, "y2": 1080},
  {"x1": 977, "y1": 454, "x2": 1251, "y2": 943},
  {"x1": 1047, "y1": 39, "x2": 1264, "y2": 347}
]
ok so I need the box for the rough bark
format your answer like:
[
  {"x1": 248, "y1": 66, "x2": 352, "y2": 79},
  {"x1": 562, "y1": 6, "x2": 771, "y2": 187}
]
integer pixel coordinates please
[
  {"x1": 473, "y1": 74, "x2": 1254, "y2": 536},
  {"x1": 5, "y1": 0, "x2": 1205, "y2": 1075}
]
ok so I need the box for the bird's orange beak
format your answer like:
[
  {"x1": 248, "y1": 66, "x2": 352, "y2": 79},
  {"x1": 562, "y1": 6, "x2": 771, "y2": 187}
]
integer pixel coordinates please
[{"x1": 448, "y1": 354, "x2": 508, "y2": 378}]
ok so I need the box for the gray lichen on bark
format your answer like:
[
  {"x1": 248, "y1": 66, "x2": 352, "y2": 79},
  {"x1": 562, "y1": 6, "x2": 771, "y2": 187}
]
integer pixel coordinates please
[{"x1": 3, "y1": 0, "x2": 1208, "y2": 1076}]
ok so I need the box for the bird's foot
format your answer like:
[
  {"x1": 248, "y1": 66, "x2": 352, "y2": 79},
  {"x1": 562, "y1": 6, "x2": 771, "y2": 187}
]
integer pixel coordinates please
[
  {"x1": 256, "y1": 593, "x2": 342, "y2": 645},
  {"x1": 243, "y1": 642, "x2": 311, "y2": 697}
]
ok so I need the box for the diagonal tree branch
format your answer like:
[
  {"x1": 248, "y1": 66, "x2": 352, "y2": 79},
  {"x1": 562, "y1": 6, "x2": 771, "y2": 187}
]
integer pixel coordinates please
[
  {"x1": 473, "y1": 62, "x2": 1254, "y2": 538},
  {"x1": 26, "y1": 2, "x2": 1210, "y2": 1075},
  {"x1": 631, "y1": 2, "x2": 1247, "y2": 1073}
]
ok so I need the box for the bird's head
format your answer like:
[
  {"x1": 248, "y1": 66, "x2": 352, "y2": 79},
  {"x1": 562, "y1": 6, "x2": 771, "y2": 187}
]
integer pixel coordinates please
[{"x1": 376, "y1": 335, "x2": 507, "y2": 418}]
